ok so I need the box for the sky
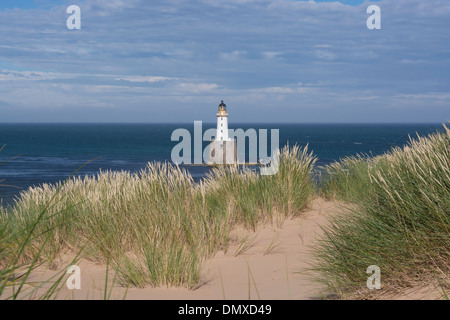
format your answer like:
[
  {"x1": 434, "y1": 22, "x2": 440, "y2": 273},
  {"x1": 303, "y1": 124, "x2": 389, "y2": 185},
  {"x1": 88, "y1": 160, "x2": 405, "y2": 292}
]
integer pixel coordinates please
[{"x1": 0, "y1": 0, "x2": 448, "y2": 123}]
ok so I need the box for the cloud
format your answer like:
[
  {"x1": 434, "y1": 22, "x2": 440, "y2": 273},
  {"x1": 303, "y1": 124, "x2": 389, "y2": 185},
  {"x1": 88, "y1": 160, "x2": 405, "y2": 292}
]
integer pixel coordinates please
[
  {"x1": 83, "y1": 0, "x2": 142, "y2": 15},
  {"x1": 315, "y1": 50, "x2": 336, "y2": 60},
  {"x1": 0, "y1": 70, "x2": 62, "y2": 81},
  {"x1": 262, "y1": 51, "x2": 283, "y2": 59},
  {"x1": 220, "y1": 51, "x2": 247, "y2": 61},
  {"x1": 0, "y1": 0, "x2": 449, "y2": 122},
  {"x1": 114, "y1": 76, "x2": 175, "y2": 83},
  {"x1": 177, "y1": 83, "x2": 220, "y2": 93}
]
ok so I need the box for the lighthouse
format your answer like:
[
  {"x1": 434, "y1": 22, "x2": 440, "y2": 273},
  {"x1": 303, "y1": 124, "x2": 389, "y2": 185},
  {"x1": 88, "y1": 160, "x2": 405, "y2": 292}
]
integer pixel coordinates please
[
  {"x1": 208, "y1": 101, "x2": 237, "y2": 164},
  {"x1": 216, "y1": 100, "x2": 230, "y2": 142}
]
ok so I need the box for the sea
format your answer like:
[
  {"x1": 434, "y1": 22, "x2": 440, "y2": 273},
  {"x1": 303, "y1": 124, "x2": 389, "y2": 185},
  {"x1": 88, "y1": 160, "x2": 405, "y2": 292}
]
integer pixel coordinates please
[{"x1": 0, "y1": 123, "x2": 445, "y2": 207}]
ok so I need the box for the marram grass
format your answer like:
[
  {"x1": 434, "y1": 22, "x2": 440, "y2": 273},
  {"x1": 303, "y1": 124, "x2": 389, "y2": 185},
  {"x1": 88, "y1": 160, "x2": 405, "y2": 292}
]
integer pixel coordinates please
[
  {"x1": 3, "y1": 127, "x2": 448, "y2": 299},
  {"x1": 0, "y1": 145, "x2": 316, "y2": 290},
  {"x1": 314, "y1": 125, "x2": 450, "y2": 298}
]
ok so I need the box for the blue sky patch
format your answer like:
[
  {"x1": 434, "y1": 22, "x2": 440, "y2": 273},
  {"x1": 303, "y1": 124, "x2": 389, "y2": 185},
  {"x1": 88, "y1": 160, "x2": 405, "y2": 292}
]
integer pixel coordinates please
[{"x1": 0, "y1": 0, "x2": 70, "y2": 10}]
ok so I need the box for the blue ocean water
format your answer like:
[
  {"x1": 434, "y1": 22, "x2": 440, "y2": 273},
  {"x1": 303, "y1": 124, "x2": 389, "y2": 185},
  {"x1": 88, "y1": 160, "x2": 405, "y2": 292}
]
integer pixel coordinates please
[{"x1": 0, "y1": 123, "x2": 445, "y2": 206}]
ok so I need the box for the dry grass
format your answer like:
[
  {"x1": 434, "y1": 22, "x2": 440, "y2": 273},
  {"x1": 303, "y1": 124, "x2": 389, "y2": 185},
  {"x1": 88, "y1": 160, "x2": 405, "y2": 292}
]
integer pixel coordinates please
[
  {"x1": 1, "y1": 144, "x2": 316, "y2": 290},
  {"x1": 314, "y1": 125, "x2": 450, "y2": 298}
]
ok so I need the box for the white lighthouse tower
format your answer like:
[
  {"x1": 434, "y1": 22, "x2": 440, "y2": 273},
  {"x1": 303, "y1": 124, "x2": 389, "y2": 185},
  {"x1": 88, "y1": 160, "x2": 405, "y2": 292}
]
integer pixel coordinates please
[
  {"x1": 216, "y1": 100, "x2": 231, "y2": 142},
  {"x1": 208, "y1": 101, "x2": 237, "y2": 164}
]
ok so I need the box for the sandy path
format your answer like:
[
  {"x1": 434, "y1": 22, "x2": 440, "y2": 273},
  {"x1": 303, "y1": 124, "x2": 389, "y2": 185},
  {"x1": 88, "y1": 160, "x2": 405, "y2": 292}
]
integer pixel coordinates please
[{"x1": 20, "y1": 198, "x2": 341, "y2": 300}]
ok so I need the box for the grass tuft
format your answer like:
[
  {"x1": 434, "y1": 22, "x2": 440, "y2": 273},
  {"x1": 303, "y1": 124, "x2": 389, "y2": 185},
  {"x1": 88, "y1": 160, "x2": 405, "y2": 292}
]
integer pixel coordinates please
[{"x1": 313, "y1": 125, "x2": 450, "y2": 298}]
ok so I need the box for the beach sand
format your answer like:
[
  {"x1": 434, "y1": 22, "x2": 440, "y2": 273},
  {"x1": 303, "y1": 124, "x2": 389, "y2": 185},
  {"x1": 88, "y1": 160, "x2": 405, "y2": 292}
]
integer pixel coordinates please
[{"x1": 11, "y1": 198, "x2": 444, "y2": 300}]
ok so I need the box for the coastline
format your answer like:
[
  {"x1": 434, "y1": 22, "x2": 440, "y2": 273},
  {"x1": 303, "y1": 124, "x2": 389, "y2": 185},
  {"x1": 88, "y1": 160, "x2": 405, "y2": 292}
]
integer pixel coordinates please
[{"x1": 1, "y1": 126, "x2": 449, "y2": 300}]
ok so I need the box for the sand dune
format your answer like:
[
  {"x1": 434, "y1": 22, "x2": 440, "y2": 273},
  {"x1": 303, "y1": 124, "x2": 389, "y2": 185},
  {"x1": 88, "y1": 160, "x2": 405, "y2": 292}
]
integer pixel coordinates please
[
  {"x1": 14, "y1": 198, "x2": 443, "y2": 300},
  {"x1": 19, "y1": 198, "x2": 336, "y2": 300}
]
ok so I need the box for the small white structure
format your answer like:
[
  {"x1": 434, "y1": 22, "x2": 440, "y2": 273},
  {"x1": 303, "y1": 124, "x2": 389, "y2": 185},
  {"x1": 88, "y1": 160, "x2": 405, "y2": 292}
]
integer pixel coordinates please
[{"x1": 208, "y1": 101, "x2": 237, "y2": 165}]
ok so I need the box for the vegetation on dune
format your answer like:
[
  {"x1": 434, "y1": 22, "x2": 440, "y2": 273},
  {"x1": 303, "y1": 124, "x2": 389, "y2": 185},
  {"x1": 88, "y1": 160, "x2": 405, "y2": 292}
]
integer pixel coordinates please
[
  {"x1": 315, "y1": 125, "x2": 450, "y2": 298},
  {"x1": 0, "y1": 151, "x2": 84, "y2": 300},
  {"x1": 1, "y1": 124, "x2": 449, "y2": 299},
  {"x1": 0, "y1": 145, "x2": 316, "y2": 290}
]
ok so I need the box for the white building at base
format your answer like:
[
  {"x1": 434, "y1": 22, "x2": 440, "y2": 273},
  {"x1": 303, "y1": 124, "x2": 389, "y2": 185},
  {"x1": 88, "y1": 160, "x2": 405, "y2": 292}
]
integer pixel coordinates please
[{"x1": 207, "y1": 101, "x2": 237, "y2": 165}]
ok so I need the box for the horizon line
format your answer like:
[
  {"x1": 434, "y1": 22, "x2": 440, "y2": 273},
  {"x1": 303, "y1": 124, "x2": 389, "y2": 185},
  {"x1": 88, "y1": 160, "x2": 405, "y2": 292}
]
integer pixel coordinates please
[{"x1": 0, "y1": 121, "x2": 447, "y2": 125}]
